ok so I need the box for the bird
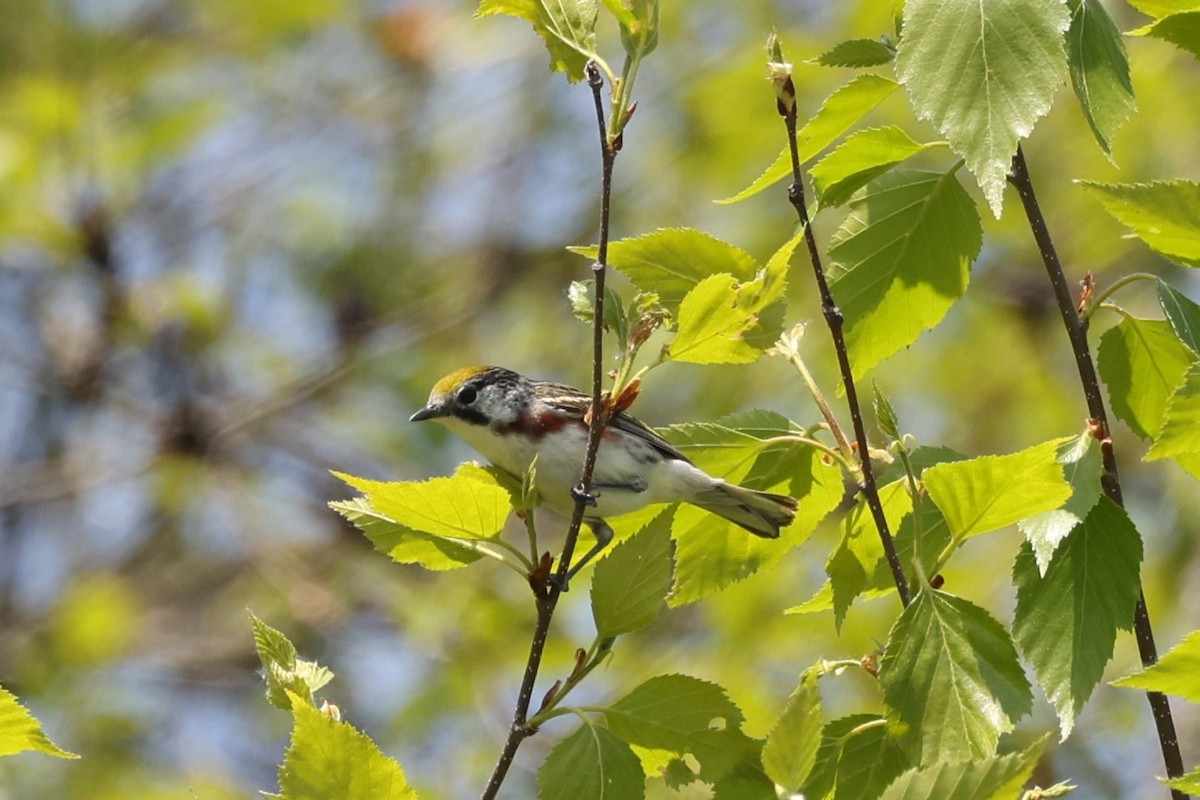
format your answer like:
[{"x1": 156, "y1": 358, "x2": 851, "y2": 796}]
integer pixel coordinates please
[{"x1": 410, "y1": 366, "x2": 798, "y2": 578}]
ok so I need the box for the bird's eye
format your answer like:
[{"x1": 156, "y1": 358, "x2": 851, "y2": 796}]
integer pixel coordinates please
[{"x1": 457, "y1": 386, "x2": 478, "y2": 405}]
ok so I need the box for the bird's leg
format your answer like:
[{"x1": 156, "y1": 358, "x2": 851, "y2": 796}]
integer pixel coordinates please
[{"x1": 554, "y1": 519, "x2": 614, "y2": 591}]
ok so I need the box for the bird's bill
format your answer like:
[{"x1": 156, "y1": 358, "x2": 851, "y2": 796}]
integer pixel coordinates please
[{"x1": 409, "y1": 403, "x2": 446, "y2": 422}]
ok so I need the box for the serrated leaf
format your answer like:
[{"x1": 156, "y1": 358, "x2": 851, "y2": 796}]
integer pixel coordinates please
[
  {"x1": 880, "y1": 590, "x2": 1032, "y2": 763},
  {"x1": 1018, "y1": 434, "x2": 1105, "y2": 573},
  {"x1": 662, "y1": 422, "x2": 843, "y2": 604},
  {"x1": 668, "y1": 274, "x2": 767, "y2": 364},
  {"x1": 716, "y1": 74, "x2": 900, "y2": 204},
  {"x1": 801, "y1": 714, "x2": 910, "y2": 800},
  {"x1": 279, "y1": 695, "x2": 414, "y2": 800},
  {"x1": 762, "y1": 669, "x2": 822, "y2": 791},
  {"x1": 1097, "y1": 316, "x2": 1196, "y2": 439},
  {"x1": 476, "y1": 0, "x2": 600, "y2": 82},
  {"x1": 0, "y1": 685, "x2": 77, "y2": 759},
  {"x1": 874, "y1": 382, "x2": 902, "y2": 440},
  {"x1": 814, "y1": 38, "x2": 896, "y2": 68},
  {"x1": 572, "y1": 228, "x2": 759, "y2": 311},
  {"x1": 924, "y1": 438, "x2": 1073, "y2": 543},
  {"x1": 1067, "y1": 0, "x2": 1136, "y2": 156},
  {"x1": 878, "y1": 737, "x2": 1046, "y2": 800},
  {"x1": 332, "y1": 497, "x2": 484, "y2": 570},
  {"x1": 336, "y1": 464, "x2": 512, "y2": 540},
  {"x1": 1113, "y1": 629, "x2": 1200, "y2": 701},
  {"x1": 592, "y1": 510, "x2": 674, "y2": 637},
  {"x1": 1146, "y1": 360, "x2": 1200, "y2": 478},
  {"x1": 1013, "y1": 498, "x2": 1143, "y2": 740},
  {"x1": 1165, "y1": 765, "x2": 1200, "y2": 794},
  {"x1": 827, "y1": 480, "x2": 912, "y2": 630},
  {"x1": 827, "y1": 168, "x2": 982, "y2": 379},
  {"x1": 1157, "y1": 280, "x2": 1200, "y2": 355},
  {"x1": 1127, "y1": 0, "x2": 1200, "y2": 17},
  {"x1": 811, "y1": 127, "x2": 940, "y2": 208},
  {"x1": 251, "y1": 613, "x2": 335, "y2": 711},
  {"x1": 896, "y1": 0, "x2": 1070, "y2": 217},
  {"x1": 1080, "y1": 181, "x2": 1200, "y2": 267},
  {"x1": 602, "y1": 674, "x2": 752, "y2": 782},
  {"x1": 1135, "y1": 10, "x2": 1200, "y2": 60},
  {"x1": 538, "y1": 720, "x2": 645, "y2": 800}
]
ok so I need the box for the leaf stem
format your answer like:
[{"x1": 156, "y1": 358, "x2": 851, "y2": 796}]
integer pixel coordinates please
[
  {"x1": 480, "y1": 62, "x2": 619, "y2": 800},
  {"x1": 773, "y1": 44, "x2": 911, "y2": 608},
  {"x1": 775, "y1": 336, "x2": 856, "y2": 462},
  {"x1": 1008, "y1": 146, "x2": 1186, "y2": 797},
  {"x1": 1082, "y1": 272, "x2": 1160, "y2": 320}
]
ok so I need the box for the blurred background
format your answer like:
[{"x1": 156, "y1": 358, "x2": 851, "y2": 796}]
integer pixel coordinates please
[{"x1": 0, "y1": 0, "x2": 1198, "y2": 797}]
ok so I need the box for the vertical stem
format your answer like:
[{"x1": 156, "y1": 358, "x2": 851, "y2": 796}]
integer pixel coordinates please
[
  {"x1": 779, "y1": 104, "x2": 912, "y2": 607},
  {"x1": 1009, "y1": 146, "x2": 1186, "y2": 798},
  {"x1": 480, "y1": 63, "x2": 616, "y2": 800}
]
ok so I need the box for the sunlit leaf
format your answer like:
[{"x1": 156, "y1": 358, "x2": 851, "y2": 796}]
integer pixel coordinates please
[
  {"x1": 1134, "y1": 10, "x2": 1200, "y2": 60},
  {"x1": 668, "y1": 274, "x2": 767, "y2": 364},
  {"x1": 1067, "y1": 0, "x2": 1136, "y2": 156},
  {"x1": 251, "y1": 612, "x2": 335, "y2": 710},
  {"x1": 896, "y1": 0, "x2": 1070, "y2": 216},
  {"x1": 1146, "y1": 361, "x2": 1200, "y2": 478},
  {"x1": 878, "y1": 737, "x2": 1046, "y2": 800},
  {"x1": 814, "y1": 38, "x2": 896, "y2": 68},
  {"x1": 538, "y1": 720, "x2": 645, "y2": 800},
  {"x1": 716, "y1": 74, "x2": 899, "y2": 204},
  {"x1": 1097, "y1": 316, "x2": 1195, "y2": 439},
  {"x1": 1165, "y1": 766, "x2": 1200, "y2": 794},
  {"x1": 1013, "y1": 498, "x2": 1143, "y2": 740},
  {"x1": 0, "y1": 685, "x2": 77, "y2": 759},
  {"x1": 592, "y1": 510, "x2": 674, "y2": 637},
  {"x1": 924, "y1": 438, "x2": 1073, "y2": 542},
  {"x1": 1113, "y1": 629, "x2": 1200, "y2": 702},
  {"x1": 1157, "y1": 280, "x2": 1200, "y2": 354},
  {"x1": 827, "y1": 168, "x2": 981, "y2": 379},
  {"x1": 1017, "y1": 433, "x2": 1105, "y2": 573},
  {"x1": 810, "y1": 126, "x2": 941, "y2": 208},
  {"x1": 331, "y1": 497, "x2": 484, "y2": 570},
  {"x1": 879, "y1": 591, "x2": 1032, "y2": 763},
  {"x1": 762, "y1": 668, "x2": 822, "y2": 791},
  {"x1": 1080, "y1": 181, "x2": 1200, "y2": 267},
  {"x1": 476, "y1": 0, "x2": 600, "y2": 82}
]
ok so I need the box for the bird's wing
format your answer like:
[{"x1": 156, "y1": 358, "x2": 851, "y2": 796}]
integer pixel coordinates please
[{"x1": 610, "y1": 410, "x2": 690, "y2": 463}]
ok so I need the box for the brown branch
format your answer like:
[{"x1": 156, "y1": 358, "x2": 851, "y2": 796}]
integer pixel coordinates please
[{"x1": 1009, "y1": 146, "x2": 1186, "y2": 799}]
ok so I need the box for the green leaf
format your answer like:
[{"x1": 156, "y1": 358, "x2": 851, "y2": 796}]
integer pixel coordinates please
[
  {"x1": 1080, "y1": 181, "x2": 1200, "y2": 267},
  {"x1": 1146, "y1": 360, "x2": 1200, "y2": 478},
  {"x1": 609, "y1": 0, "x2": 658, "y2": 58},
  {"x1": 591, "y1": 510, "x2": 674, "y2": 637},
  {"x1": 602, "y1": 674, "x2": 749, "y2": 782},
  {"x1": 827, "y1": 168, "x2": 981, "y2": 379},
  {"x1": 1135, "y1": 10, "x2": 1200, "y2": 60},
  {"x1": 1017, "y1": 434, "x2": 1105, "y2": 574},
  {"x1": 0, "y1": 685, "x2": 77, "y2": 759},
  {"x1": 878, "y1": 737, "x2": 1046, "y2": 800},
  {"x1": 538, "y1": 719, "x2": 645, "y2": 800},
  {"x1": 668, "y1": 274, "x2": 768, "y2": 364},
  {"x1": 801, "y1": 715, "x2": 910, "y2": 800},
  {"x1": 661, "y1": 420, "x2": 844, "y2": 604},
  {"x1": 895, "y1": 0, "x2": 1071, "y2": 217},
  {"x1": 879, "y1": 590, "x2": 1032, "y2": 763},
  {"x1": 810, "y1": 127, "x2": 940, "y2": 209},
  {"x1": 814, "y1": 38, "x2": 896, "y2": 68},
  {"x1": 573, "y1": 228, "x2": 759, "y2": 311},
  {"x1": 1165, "y1": 765, "x2": 1200, "y2": 794},
  {"x1": 924, "y1": 438, "x2": 1072, "y2": 543},
  {"x1": 251, "y1": 612, "x2": 335, "y2": 710},
  {"x1": 827, "y1": 480, "x2": 912, "y2": 630},
  {"x1": 1157, "y1": 280, "x2": 1200, "y2": 355},
  {"x1": 1113, "y1": 629, "x2": 1200, "y2": 701},
  {"x1": 1097, "y1": 315, "x2": 1196, "y2": 439},
  {"x1": 335, "y1": 464, "x2": 512, "y2": 540},
  {"x1": 761, "y1": 668, "x2": 822, "y2": 791},
  {"x1": 331, "y1": 497, "x2": 484, "y2": 571},
  {"x1": 278, "y1": 696, "x2": 415, "y2": 800},
  {"x1": 476, "y1": 0, "x2": 600, "y2": 82},
  {"x1": 1013, "y1": 498, "x2": 1143, "y2": 740},
  {"x1": 1127, "y1": 0, "x2": 1200, "y2": 17},
  {"x1": 1067, "y1": 0, "x2": 1136, "y2": 156},
  {"x1": 715, "y1": 74, "x2": 900, "y2": 204}
]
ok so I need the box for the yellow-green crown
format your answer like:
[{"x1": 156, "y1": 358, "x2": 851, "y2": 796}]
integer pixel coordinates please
[{"x1": 430, "y1": 365, "x2": 492, "y2": 398}]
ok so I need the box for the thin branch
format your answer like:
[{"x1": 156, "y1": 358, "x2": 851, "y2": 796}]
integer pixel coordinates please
[
  {"x1": 773, "y1": 51, "x2": 911, "y2": 607},
  {"x1": 480, "y1": 61, "x2": 616, "y2": 800},
  {"x1": 1009, "y1": 146, "x2": 1186, "y2": 798}
]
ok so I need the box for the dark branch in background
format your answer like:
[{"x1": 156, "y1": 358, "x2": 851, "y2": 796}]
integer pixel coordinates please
[
  {"x1": 773, "y1": 54, "x2": 912, "y2": 608},
  {"x1": 480, "y1": 62, "x2": 615, "y2": 800},
  {"x1": 1009, "y1": 146, "x2": 1187, "y2": 799}
]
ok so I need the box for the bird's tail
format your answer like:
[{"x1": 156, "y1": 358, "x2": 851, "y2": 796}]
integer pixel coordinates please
[{"x1": 692, "y1": 483, "x2": 797, "y2": 539}]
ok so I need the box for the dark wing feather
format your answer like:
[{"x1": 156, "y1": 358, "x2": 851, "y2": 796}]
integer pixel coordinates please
[{"x1": 539, "y1": 384, "x2": 689, "y2": 463}]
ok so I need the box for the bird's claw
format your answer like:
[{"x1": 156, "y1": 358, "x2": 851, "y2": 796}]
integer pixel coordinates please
[{"x1": 572, "y1": 484, "x2": 598, "y2": 507}]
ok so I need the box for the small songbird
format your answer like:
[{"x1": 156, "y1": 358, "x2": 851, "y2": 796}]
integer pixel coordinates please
[{"x1": 410, "y1": 366, "x2": 797, "y2": 574}]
